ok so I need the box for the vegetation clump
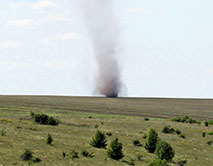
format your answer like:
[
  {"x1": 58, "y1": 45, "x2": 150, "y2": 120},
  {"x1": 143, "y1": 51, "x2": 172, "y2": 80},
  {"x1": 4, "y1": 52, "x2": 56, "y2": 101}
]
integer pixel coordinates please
[
  {"x1": 144, "y1": 117, "x2": 149, "y2": 121},
  {"x1": 81, "y1": 150, "x2": 94, "y2": 157},
  {"x1": 145, "y1": 129, "x2": 158, "y2": 153},
  {"x1": 171, "y1": 116, "x2": 200, "y2": 124},
  {"x1": 175, "y1": 129, "x2": 181, "y2": 135},
  {"x1": 155, "y1": 139, "x2": 175, "y2": 161},
  {"x1": 1, "y1": 128, "x2": 6, "y2": 136},
  {"x1": 148, "y1": 159, "x2": 168, "y2": 166},
  {"x1": 209, "y1": 120, "x2": 213, "y2": 125},
  {"x1": 20, "y1": 149, "x2": 41, "y2": 163},
  {"x1": 204, "y1": 121, "x2": 209, "y2": 127},
  {"x1": 70, "y1": 150, "x2": 79, "y2": 159},
  {"x1": 207, "y1": 140, "x2": 213, "y2": 146},
  {"x1": 33, "y1": 113, "x2": 59, "y2": 126},
  {"x1": 107, "y1": 138, "x2": 124, "y2": 160},
  {"x1": 90, "y1": 130, "x2": 107, "y2": 148},
  {"x1": 162, "y1": 126, "x2": 175, "y2": 134},
  {"x1": 133, "y1": 139, "x2": 142, "y2": 146},
  {"x1": 47, "y1": 133, "x2": 53, "y2": 145}
]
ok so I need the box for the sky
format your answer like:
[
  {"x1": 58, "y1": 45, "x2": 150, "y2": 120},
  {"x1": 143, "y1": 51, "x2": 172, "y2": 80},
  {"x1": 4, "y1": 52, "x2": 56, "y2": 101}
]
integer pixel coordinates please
[{"x1": 0, "y1": 0, "x2": 213, "y2": 98}]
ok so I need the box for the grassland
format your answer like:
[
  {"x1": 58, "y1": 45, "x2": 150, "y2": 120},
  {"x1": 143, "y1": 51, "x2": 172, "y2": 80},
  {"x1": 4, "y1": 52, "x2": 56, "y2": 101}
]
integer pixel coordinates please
[{"x1": 0, "y1": 95, "x2": 212, "y2": 166}]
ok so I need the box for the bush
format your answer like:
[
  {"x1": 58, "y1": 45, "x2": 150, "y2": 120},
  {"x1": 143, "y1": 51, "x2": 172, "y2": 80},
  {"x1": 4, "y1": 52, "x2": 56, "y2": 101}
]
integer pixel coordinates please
[
  {"x1": 1, "y1": 128, "x2": 6, "y2": 136},
  {"x1": 33, "y1": 113, "x2": 59, "y2": 126},
  {"x1": 208, "y1": 132, "x2": 213, "y2": 135},
  {"x1": 33, "y1": 157, "x2": 42, "y2": 163},
  {"x1": 204, "y1": 121, "x2": 209, "y2": 127},
  {"x1": 106, "y1": 132, "x2": 112, "y2": 136},
  {"x1": 133, "y1": 139, "x2": 142, "y2": 146},
  {"x1": 21, "y1": 149, "x2": 33, "y2": 161},
  {"x1": 70, "y1": 150, "x2": 79, "y2": 159},
  {"x1": 209, "y1": 120, "x2": 213, "y2": 125},
  {"x1": 177, "y1": 159, "x2": 187, "y2": 166},
  {"x1": 107, "y1": 138, "x2": 124, "y2": 160},
  {"x1": 155, "y1": 140, "x2": 175, "y2": 161},
  {"x1": 90, "y1": 130, "x2": 107, "y2": 148},
  {"x1": 81, "y1": 150, "x2": 94, "y2": 157},
  {"x1": 202, "y1": 132, "x2": 206, "y2": 138},
  {"x1": 144, "y1": 118, "x2": 149, "y2": 121},
  {"x1": 176, "y1": 129, "x2": 181, "y2": 135},
  {"x1": 149, "y1": 159, "x2": 168, "y2": 166},
  {"x1": 47, "y1": 134, "x2": 53, "y2": 145},
  {"x1": 207, "y1": 140, "x2": 213, "y2": 146},
  {"x1": 171, "y1": 116, "x2": 200, "y2": 124},
  {"x1": 48, "y1": 116, "x2": 59, "y2": 126},
  {"x1": 162, "y1": 126, "x2": 175, "y2": 134},
  {"x1": 145, "y1": 129, "x2": 158, "y2": 153},
  {"x1": 143, "y1": 133, "x2": 147, "y2": 139},
  {"x1": 180, "y1": 134, "x2": 185, "y2": 139}
]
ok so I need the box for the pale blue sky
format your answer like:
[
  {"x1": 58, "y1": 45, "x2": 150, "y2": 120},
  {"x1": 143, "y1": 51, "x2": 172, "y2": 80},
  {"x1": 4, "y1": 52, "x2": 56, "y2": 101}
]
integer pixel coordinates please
[{"x1": 0, "y1": 0, "x2": 213, "y2": 98}]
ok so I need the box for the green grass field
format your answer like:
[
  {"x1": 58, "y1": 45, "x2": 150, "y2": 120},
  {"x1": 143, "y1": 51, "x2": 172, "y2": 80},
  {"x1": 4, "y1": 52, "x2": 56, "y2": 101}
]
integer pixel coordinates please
[{"x1": 0, "y1": 95, "x2": 212, "y2": 166}]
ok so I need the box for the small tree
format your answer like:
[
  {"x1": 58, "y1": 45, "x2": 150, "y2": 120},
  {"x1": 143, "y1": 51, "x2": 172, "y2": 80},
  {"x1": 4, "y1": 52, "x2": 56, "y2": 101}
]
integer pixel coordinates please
[
  {"x1": 107, "y1": 138, "x2": 124, "y2": 160},
  {"x1": 47, "y1": 134, "x2": 53, "y2": 145},
  {"x1": 21, "y1": 149, "x2": 33, "y2": 161},
  {"x1": 145, "y1": 129, "x2": 158, "y2": 153},
  {"x1": 155, "y1": 140, "x2": 175, "y2": 161},
  {"x1": 149, "y1": 159, "x2": 168, "y2": 166},
  {"x1": 90, "y1": 130, "x2": 107, "y2": 148}
]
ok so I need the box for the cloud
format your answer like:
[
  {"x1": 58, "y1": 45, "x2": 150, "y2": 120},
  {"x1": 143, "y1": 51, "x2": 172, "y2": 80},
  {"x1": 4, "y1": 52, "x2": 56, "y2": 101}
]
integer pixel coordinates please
[
  {"x1": 7, "y1": 19, "x2": 34, "y2": 27},
  {"x1": 127, "y1": 7, "x2": 153, "y2": 14},
  {"x1": 41, "y1": 15, "x2": 70, "y2": 23},
  {"x1": 39, "y1": 33, "x2": 78, "y2": 45},
  {"x1": 0, "y1": 10, "x2": 5, "y2": 16},
  {"x1": 55, "y1": 33, "x2": 77, "y2": 40},
  {"x1": 33, "y1": 0, "x2": 57, "y2": 9},
  {"x1": 1, "y1": 41, "x2": 25, "y2": 49}
]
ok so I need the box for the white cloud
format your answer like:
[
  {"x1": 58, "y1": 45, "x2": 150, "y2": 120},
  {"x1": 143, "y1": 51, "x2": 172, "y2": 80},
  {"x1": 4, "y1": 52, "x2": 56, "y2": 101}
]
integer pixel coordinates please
[
  {"x1": 33, "y1": 0, "x2": 57, "y2": 9},
  {"x1": 1, "y1": 41, "x2": 25, "y2": 49},
  {"x1": 41, "y1": 15, "x2": 70, "y2": 23},
  {"x1": 55, "y1": 33, "x2": 77, "y2": 40},
  {"x1": 7, "y1": 19, "x2": 34, "y2": 27},
  {"x1": 0, "y1": 10, "x2": 5, "y2": 16},
  {"x1": 127, "y1": 7, "x2": 153, "y2": 14}
]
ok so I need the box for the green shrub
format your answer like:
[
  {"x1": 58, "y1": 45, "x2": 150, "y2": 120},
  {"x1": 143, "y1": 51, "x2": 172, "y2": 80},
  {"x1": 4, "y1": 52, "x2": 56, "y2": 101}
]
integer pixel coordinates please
[
  {"x1": 21, "y1": 149, "x2": 33, "y2": 161},
  {"x1": 155, "y1": 140, "x2": 175, "y2": 161},
  {"x1": 30, "y1": 112, "x2": 35, "y2": 118},
  {"x1": 133, "y1": 139, "x2": 142, "y2": 146},
  {"x1": 176, "y1": 129, "x2": 181, "y2": 135},
  {"x1": 143, "y1": 133, "x2": 147, "y2": 139},
  {"x1": 209, "y1": 120, "x2": 213, "y2": 125},
  {"x1": 107, "y1": 138, "x2": 124, "y2": 160},
  {"x1": 171, "y1": 116, "x2": 200, "y2": 124},
  {"x1": 48, "y1": 116, "x2": 59, "y2": 126},
  {"x1": 177, "y1": 159, "x2": 187, "y2": 166},
  {"x1": 180, "y1": 134, "x2": 185, "y2": 139},
  {"x1": 70, "y1": 150, "x2": 79, "y2": 159},
  {"x1": 144, "y1": 118, "x2": 149, "y2": 121},
  {"x1": 162, "y1": 126, "x2": 175, "y2": 134},
  {"x1": 207, "y1": 140, "x2": 213, "y2": 146},
  {"x1": 148, "y1": 159, "x2": 168, "y2": 166},
  {"x1": 106, "y1": 132, "x2": 112, "y2": 136},
  {"x1": 33, "y1": 113, "x2": 59, "y2": 126},
  {"x1": 145, "y1": 129, "x2": 158, "y2": 153},
  {"x1": 1, "y1": 128, "x2": 6, "y2": 136},
  {"x1": 204, "y1": 121, "x2": 209, "y2": 127},
  {"x1": 202, "y1": 132, "x2": 206, "y2": 138},
  {"x1": 208, "y1": 132, "x2": 213, "y2": 135},
  {"x1": 33, "y1": 157, "x2": 42, "y2": 163},
  {"x1": 90, "y1": 130, "x2": 107, "y2": 148},
  {"x1": 47, "y1": 134, "x2": 53, "y2": 145},
  {"x1": 81, "y1": 150, "x2": 94, "y2": 157}
]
